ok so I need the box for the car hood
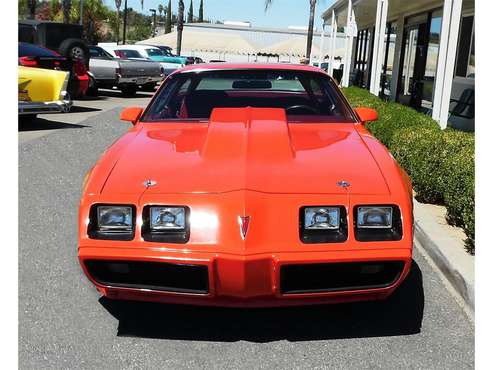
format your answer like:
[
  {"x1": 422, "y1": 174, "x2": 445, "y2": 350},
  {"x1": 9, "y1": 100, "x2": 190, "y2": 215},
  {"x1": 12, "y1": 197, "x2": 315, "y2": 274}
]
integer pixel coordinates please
[
  {"x1": 148, "y1": 55, "x2": 185, "y2": 64},
  {"x1": 102, "y1": 107, "x2": 390, "y2": 195}
]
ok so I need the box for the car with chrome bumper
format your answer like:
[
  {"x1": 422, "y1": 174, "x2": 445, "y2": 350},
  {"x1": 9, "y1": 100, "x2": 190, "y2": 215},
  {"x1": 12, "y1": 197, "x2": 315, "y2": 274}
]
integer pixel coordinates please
[
  {"x1": 78, "y1": 63, "x2": 414, "y2": 307},
  {"x1": 19, "y1": 66, "x2": 71, "y2": 119},
  {"x1": 88, "y1": 46, "x2": 162, "y2": 97}
]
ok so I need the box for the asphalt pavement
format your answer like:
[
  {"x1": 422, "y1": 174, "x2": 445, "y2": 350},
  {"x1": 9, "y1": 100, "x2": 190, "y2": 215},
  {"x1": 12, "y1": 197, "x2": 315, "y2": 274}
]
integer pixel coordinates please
[{"x1": 19, "y1": 92, "x2": 474, "y2": 369}]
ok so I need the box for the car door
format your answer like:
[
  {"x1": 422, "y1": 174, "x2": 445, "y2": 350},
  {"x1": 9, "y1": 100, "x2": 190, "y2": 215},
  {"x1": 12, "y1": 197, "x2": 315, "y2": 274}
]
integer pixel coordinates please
[{"x1": 89, "y1": 47, "x2": 117, "y2": 81}]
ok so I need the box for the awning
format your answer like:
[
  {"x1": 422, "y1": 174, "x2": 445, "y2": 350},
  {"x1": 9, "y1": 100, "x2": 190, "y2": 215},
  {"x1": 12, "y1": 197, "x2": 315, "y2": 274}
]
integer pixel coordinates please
[
  {"x1": 137, "y1": 30, "x2": 257, "y2": 54},
  {"x1": 259, "y1": 37, "x2": 326, "y2": 58}
]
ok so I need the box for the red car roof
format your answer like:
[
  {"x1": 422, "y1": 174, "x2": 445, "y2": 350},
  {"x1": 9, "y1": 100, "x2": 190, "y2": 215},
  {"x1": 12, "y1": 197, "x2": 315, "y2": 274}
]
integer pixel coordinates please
[{"x1": 178, "y1": 62, "x2": 325, "y2": 74}]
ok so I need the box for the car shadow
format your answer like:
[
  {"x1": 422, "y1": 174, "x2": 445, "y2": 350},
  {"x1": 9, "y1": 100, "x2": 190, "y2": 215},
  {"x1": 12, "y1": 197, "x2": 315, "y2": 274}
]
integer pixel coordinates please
[
  {"x1": 99, "y1": 260, "x2": 424, "y2": 342},
  {"x1": 18, "y1": 117, "x2": 89, "y2": 131},
  {"x1": 96, "y1": 89, "x2": 155, "y2": 99}
]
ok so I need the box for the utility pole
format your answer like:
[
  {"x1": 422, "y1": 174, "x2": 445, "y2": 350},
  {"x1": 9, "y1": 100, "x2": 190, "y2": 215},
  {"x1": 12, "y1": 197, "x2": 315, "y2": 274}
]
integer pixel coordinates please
[
  {"x1": 122, "y1": 0, "x2": 128, "y2": 45},
  {"x1": 150, "y1": 9, "x2": 157, "y2": 37}
]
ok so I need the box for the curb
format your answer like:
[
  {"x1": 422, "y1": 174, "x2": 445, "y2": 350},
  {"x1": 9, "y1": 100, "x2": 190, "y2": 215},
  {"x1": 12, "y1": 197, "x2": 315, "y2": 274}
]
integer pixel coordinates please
[{"x1": 413, "y1": 200, "x2": 474, "y2": 313}]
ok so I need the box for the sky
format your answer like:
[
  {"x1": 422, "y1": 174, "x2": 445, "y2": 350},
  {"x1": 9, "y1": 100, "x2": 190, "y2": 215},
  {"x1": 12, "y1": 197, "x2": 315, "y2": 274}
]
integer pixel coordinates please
[{"x1": 103, "y1": 0, "x2": 336, "y2": 29}]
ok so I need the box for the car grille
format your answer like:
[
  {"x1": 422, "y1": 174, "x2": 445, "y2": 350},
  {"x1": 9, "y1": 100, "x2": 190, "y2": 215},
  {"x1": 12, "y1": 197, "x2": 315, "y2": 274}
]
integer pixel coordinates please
[
  {"x1": 85, "y1": 260, "x2": 209, "y2": 294},
  {"x1": 280, "y1": 261, "x2": 404, "y2": 294}
]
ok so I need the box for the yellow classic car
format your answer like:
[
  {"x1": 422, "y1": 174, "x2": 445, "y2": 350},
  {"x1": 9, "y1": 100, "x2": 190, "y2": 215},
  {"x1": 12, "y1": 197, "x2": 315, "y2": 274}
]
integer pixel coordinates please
[{"x1": 18, "y1": 66, "x2": 72, "y2": 117}]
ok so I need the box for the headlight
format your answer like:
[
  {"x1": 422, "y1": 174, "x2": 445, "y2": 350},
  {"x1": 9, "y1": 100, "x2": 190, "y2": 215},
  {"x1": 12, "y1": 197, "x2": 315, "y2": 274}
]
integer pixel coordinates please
[
  {"x1": 304, "y1": 207, "x2": 340, "y2": 230},
  {"x1": 142, "y1": 205, "x2": 190, "y2": 244},
  {"x1": 354, "y1": 205, "x2": 402, "y2": 242},
  {"x1": 300, "y1": 206, "x2": 347, "y2": 244},
  {"x1": 88, "y1": 204, "x2": 135, "y2": 240},
  {"x1": 150, "y1": 206, "x2": 185, "y2": 230},
  {"x1": 356, "y1": 206, "x2": 392, "y2": 228}
]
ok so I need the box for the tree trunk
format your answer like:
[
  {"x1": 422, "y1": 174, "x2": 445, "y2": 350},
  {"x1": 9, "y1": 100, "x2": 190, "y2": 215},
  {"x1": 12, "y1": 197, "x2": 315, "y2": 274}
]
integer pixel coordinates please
[
  {"x1": 62, "y1": 0, "x2": 72, "y2": 24},
  {"x1": 176, "y1": 0, "x2": 184, "y2": 55},
  {"x1": 305, "y1": 0, "x2": 316, "y2": 60},
  {"x1": 28, "y1": 0, "x2": 36, "y2": 20},
  {"x1": 198, "y1": 0, "x2": 203, "y2": 22},
  {"x1": 165, "y1": 0, "x2": 172, "y2": 34}
]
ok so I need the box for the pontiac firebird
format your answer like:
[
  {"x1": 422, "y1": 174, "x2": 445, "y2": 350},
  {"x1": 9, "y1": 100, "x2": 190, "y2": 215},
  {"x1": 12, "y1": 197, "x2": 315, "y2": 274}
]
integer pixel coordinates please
[{"x1": 78, "y1": 63, "x2": 413, "y2": 307}]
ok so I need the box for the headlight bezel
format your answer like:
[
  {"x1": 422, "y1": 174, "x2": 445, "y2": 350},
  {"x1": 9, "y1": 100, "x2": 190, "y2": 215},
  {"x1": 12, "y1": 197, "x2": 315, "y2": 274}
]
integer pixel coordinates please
[
  {"x1": 142, "y1": 205, "x2": 190, "y2": 244},
  {"x1": 299, "y1": 205, "x2": 348, "y2": 244},
  {"x1": 353, "y1": 204, "x2": 403, "y2": 242},
  {"x1": 88, "y1": 203, "x2": 136, "y2": 241}
]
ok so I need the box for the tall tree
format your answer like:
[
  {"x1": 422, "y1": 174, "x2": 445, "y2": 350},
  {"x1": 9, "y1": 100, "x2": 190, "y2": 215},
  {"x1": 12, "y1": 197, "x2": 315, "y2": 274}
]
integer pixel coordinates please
[
  {"x1": 198, "y1": 0, "x2": 203, "y2": 22},
  {"x1": 114, "y1": 0, "x2": 122, "y2": 43},
  {"x1": 62, "y1": 0, "x2": 72, "y2": 23},
  {"x1": 164, "y1": 0, "x2": 172, "y2": 33},
  {"x1": 187, "y1": 0, "x2": 193, "y2": 23},
  {"x1": 265, "y1": 0, "x2": 317, "y2": 60},
  {"x1": 28, "y1": 0, "x2": 37, "y2": 19},
  {"x1": 158, "y1": 3, "x2": 164, "y2": 20},
  {"x1": 176, "y1": 0, "x2": 184, "y2": 55}
]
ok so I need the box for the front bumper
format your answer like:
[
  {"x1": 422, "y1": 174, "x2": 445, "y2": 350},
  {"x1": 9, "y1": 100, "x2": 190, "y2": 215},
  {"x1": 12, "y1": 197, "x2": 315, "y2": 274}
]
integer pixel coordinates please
[
  {"x1": 18, "y1": 98, "x2": 72, "y2": 115},
  {"x1": 79, "y1": 246, "x2": 412, "y2": 307}
]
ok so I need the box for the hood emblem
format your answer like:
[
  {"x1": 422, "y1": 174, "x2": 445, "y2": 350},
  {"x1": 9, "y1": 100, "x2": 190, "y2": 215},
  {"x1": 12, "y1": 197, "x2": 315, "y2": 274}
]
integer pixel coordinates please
[
  {"x1": 143, "y1": 179, "x2": 157, "y2": 187},
  {"x1": 337, "y1": 180, "x2": 351, "y2": 188},
  {"x1": 239, "y1": 216, "x2": 251, "y2": 239}
]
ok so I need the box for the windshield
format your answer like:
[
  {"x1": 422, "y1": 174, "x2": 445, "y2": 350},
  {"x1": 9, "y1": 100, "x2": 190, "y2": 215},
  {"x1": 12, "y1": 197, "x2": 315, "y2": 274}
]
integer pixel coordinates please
[
  {"x1": 114, "y1": 49, "x2": 143, "y2": 59},
  {"x1": 141, "y1": 69, "x2": 356, "y2": 123},
  {"x1": 146, "y1": 48, "x2": 164, "y2": 57}
]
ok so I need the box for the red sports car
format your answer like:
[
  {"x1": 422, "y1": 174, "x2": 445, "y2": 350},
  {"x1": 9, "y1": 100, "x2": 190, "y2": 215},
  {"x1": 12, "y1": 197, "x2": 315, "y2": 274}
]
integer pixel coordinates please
[{"x1": 78, "y1": 63, "x2": 413, "y2": 307}]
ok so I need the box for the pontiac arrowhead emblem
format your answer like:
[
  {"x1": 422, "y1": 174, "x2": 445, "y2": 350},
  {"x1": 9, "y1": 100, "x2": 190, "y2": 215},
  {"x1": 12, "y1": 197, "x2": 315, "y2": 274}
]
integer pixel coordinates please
[{"x1": 239, "y1": 216, "x2": 251, "y2": 239}]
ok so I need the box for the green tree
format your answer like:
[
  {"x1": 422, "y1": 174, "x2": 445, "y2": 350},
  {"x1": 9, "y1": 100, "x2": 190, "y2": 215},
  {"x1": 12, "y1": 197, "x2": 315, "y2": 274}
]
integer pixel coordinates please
[
  {"x1": 176, "y1": 0, "x2": 184, "y2": 55},
  {"x1": 187, "y1": 0, "x2": 193, "y2": 23},
  {"x1": 158, "y1": 3, "x2": 164, "y2": 20},
  {"x1": 62, "y1": 0, "x2": 72, "y2": 23},
  {"x1": 265, "y1": 0, "x2": 317, "y2": 60},
  {"x1": 165, "y1": 0, "x2": 172, "y2": 33},
  {"x1": 198, "y1": 0, "x2": 203, "y2": 22},
  {"x1": 114, "y1": 0, "x2": 122, "y2": 43}
]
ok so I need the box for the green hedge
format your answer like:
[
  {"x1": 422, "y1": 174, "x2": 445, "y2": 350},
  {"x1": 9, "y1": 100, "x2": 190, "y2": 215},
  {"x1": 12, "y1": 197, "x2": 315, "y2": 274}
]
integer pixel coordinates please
[{"x1": 343, "y1": 87, "x2": 475, "y2": 253}]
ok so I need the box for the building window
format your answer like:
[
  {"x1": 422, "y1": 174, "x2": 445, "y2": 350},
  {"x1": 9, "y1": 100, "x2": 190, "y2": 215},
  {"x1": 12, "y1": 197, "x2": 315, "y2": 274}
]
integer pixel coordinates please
[
  {"x1": 455, "y1": 15, "x2": 475, "y2": 78},
  {"x1": 380, "y1": 21, "x2": 398, "y2": 99},
  {"x1": 352, "y1": 28, "x2": 372, "y2": 89}
]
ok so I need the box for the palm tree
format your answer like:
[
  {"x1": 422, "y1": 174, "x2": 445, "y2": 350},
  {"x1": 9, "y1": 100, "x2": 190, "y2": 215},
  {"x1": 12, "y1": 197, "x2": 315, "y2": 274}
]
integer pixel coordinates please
[
  {"x1": 165, "y1": 0, "x2": 172, "y2": 34},
  {"x1": 187, "y1": 0, "x2": 193, "y2": 23},
  {"x1": 176, "y1": 0, "x2": 184, "y2": 55},
  {"x1": 62, "y1": 0, "x2": 72, "y2": 23},
  {"x1": 265, "y1": 0, "x2": 317, "y2": 60},
  {"x1": 198, "y1": 0, "x2": 203, "y2": 22},
  {"x1": 158, "y1": 3, "x2": 164, "y2": 21},
  {"x1": 115, "y1": 0, "x2": 122, "y2": 43}
]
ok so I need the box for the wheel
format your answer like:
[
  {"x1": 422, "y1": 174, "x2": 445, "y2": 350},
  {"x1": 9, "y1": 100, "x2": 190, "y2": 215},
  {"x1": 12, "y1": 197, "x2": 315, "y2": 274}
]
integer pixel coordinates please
[
  {"x1": 141, "y1": 82, "x2": 156, "y2": 92},
  {"x1": 86, "y1": 76, "x2": 99, "y2": 97},
  {"x1": 121, "y1": 85, "x2": 137, "y2": 97},
  {"x1": 58, "y1": 38, "x2": 90, "y2": 66}
]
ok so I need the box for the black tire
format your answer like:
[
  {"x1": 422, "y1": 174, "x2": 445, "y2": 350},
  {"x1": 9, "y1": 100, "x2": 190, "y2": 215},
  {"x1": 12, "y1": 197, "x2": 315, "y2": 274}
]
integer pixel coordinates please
[
  {"x1": 58, "y1": 38, "x2": 90, "y2": 66},
  {"x1": 121, "y1": 85, "x2": 137, "y2": 97},
  {"x1": 141, "y1": 82, "x2": 156, "y2": 92},
  {"x1": 86, "y1": 76, "x2": 99, "y2": 97}
]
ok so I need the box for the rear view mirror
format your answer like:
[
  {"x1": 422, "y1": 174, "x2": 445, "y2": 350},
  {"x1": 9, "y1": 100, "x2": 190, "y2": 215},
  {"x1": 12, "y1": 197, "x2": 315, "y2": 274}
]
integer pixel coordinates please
[
  {"x1": 354, "y1": 107, "x2": 378, "y2": 125},
  {"x1": 120, "y1": 107, "x2": 143, "y2": 125}
]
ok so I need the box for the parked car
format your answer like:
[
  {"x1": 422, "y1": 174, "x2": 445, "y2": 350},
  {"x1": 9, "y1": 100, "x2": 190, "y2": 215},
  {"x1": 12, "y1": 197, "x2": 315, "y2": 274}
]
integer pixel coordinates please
[
  {"x1": 140, "y1": 44, "x2": 194, "y2": 64},
  {"x1": 88, "y1": 46, "x2": 162, "y2": 97},
  {"x1": 18, "y1": 20, "x2": 90, "y2": 67},
  {"x1": 18, "y1": 42, "x2": 89, "y2": 98},
  {"x1": 78, "y1": 63, "x2": 414, "y2": 307},
  {"x1": 18, "y1": 66, "x2": 71, "y2": 121},
  {"x1": 99, "y1": 44, "x2": 185, "y2": 76}
]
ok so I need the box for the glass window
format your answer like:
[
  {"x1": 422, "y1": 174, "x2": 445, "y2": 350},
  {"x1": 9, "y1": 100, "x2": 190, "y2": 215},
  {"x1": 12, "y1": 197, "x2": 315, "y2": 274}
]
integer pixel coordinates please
[
  {"x1": 146, "y1": 48, "x2": 164, "y2": 56},
  {"x1": 422, "y1": 10, "x2": 443, "y2": 108},
  {"x1": 141, "y1": 69, "x2": 356, "y2": 123},
  {"x1": 456, "y1": 16, "x2": 475, "y2": 78},
  {"x1": 381, "y1": 22, "x2": 398, "y2": 98}
]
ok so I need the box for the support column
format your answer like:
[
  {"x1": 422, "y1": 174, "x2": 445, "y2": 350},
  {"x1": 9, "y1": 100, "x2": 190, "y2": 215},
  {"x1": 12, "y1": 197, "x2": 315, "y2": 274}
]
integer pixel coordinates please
[
  {"x1": 319, "y1": 22, "x2": 326, "y2": 65},
  {"x1": 329, "y1": 11, "x2": 337, "y2": 77},
  {"x1": 432, "y1": 0, "x2": 463, "y2": 129},
  {"x1": 341, "y1": 0, "x2": 354, "y2": 87},
  {"x1": 370, "y1": 0, "x2": 389, "y2": 95}
]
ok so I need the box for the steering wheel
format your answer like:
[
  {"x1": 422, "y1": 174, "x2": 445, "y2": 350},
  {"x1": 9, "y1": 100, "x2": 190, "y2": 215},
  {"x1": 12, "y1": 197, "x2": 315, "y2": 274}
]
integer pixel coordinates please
[{"x1": 285, "y1": 104, "x2": 319, "y2": 115}]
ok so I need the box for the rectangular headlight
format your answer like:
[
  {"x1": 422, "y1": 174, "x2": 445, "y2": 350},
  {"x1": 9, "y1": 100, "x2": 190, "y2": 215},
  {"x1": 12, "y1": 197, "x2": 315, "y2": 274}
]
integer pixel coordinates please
[
  {"x1": 150, "y1": 206, "x2": 185, "y2": 230},
  {"x1": 97, "y1": 205, "x2": 133, "y2": 232},
  {"x1": 357, "y1": 206, "x2": 392, "y2": 229},
  {"x1": 304, "y1": 207, "x2": 340, "y2": 230}
]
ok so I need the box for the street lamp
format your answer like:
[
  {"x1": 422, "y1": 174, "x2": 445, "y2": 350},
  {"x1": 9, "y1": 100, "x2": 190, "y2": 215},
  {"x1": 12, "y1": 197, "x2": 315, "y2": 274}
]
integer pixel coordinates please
[{"x1": 149, "y1": 9, "x2": 157, "y2": 37}]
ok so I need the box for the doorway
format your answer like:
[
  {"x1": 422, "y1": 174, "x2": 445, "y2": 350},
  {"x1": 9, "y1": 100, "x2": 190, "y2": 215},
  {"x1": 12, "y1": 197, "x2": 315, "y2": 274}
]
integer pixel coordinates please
[{"x1": 397, "y1": 10, "x2": 442, "y2": 113}]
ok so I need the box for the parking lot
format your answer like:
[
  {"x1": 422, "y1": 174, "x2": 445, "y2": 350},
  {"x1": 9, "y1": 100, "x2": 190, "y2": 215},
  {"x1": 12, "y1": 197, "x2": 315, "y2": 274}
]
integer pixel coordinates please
[{"x1": 19, "y1": 91, "x2": 474, "y2": 369}]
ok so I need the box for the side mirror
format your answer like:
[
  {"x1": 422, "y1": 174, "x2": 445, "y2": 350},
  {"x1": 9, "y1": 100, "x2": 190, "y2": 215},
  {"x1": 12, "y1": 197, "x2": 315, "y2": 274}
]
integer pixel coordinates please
[
  {"x1": 120, "y1": 107, "x2": 143, "y2": 125},
  {"x1": 354, "y1": 107, "x2": 378, "y2": 125}
]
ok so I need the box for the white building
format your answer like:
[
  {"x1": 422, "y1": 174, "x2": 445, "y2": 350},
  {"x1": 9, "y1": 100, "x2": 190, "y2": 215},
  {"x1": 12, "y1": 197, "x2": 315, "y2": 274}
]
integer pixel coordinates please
[{"x1": 320, "y1": 0, "x2": 474, "y2": 131}]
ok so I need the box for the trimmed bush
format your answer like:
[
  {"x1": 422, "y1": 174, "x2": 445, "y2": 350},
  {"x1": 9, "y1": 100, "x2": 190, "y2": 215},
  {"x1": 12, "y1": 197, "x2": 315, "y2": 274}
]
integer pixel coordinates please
[{"x1": 343, "y1": 87, "x2": 475, "y2": 253}]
